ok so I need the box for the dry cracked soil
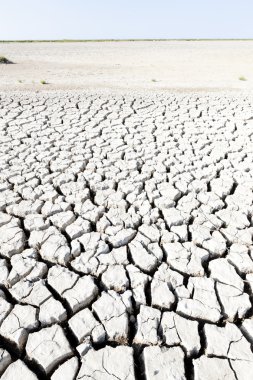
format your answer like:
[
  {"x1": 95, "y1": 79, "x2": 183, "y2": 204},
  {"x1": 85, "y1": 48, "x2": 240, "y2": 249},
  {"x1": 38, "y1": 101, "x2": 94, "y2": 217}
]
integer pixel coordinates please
[{"x1": 0, "y1": 90, "x2": 253, "y2": 379}]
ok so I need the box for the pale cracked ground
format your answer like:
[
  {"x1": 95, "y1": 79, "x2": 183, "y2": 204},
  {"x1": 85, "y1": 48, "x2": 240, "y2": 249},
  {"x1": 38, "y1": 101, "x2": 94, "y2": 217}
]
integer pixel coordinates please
[{"x1": 0, "y1": 91, "x2": 253, "y2": 380}]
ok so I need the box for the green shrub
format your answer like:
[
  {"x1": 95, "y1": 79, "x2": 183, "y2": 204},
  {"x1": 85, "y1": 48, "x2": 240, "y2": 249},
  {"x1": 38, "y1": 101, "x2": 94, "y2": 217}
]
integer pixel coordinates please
[{"x1": 0, "y1": 56, "x2": 12, "y2": 64}]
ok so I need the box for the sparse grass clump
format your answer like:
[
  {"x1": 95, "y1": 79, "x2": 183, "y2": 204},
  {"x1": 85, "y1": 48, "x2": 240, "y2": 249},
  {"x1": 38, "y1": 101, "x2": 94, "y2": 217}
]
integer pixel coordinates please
[
  {"x1": 239, "y1": 76, "x2": 247, "y2": 81},
  {"x1": 151, "y1": 79, "x2": 157, "y2": 82},
  {"x1": 0, "y1": 56, "x2": 12, "y2": 64},
  {"x1": 40, "y1": 80, "x2": 47, "y2": 85}
]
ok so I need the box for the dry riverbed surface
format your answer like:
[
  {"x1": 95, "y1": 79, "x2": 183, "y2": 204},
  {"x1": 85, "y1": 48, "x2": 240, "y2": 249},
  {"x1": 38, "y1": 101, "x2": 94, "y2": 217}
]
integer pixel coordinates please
[
  {"x1": 0, "y1": 89, "x2": 253, "y2": 379},
  {"x1": 0, "y1": 41, "x2": 253, "y2": 91}
]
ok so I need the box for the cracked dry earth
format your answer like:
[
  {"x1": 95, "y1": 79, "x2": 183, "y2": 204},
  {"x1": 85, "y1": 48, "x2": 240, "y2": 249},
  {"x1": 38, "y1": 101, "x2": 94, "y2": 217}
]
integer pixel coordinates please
[{"x1": 0, "y1": 91, "x2": 253, "y2": 380}]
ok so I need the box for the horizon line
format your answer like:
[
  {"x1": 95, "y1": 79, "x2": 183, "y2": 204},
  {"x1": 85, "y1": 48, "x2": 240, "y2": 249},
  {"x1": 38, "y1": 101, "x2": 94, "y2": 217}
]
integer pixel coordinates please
[{"x1": 1, "y1": 38, "x2": 253, "y2": 43}]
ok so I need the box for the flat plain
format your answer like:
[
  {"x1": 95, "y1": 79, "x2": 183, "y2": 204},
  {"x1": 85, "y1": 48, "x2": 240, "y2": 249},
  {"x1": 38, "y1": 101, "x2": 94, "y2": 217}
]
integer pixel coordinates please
[
  {"x1": 0, "y1": 40, "x2": 253, "y2": 90},
  {"x1": 0, "y1": 42, "x2": 253, "y2": 379}
]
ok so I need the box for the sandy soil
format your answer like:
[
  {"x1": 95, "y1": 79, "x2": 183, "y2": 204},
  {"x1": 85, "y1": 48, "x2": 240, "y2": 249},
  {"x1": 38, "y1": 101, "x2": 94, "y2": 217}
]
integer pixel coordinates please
[{"x1": 0, "y1": 41, "x2": 253, "y2": 92}]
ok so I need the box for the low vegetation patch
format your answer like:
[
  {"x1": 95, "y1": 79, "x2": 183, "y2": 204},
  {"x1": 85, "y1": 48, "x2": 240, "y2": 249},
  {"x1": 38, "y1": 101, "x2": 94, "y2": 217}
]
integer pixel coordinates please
[
  {"x1": 0, "y1": 56, "x2": 12, "y2": 64},
  {"x1": 40, "y1": 80, "x2": 47, "y2": 85},
  {"x1": 239, "y1": 76, "x2": 247, "y2": 81}
]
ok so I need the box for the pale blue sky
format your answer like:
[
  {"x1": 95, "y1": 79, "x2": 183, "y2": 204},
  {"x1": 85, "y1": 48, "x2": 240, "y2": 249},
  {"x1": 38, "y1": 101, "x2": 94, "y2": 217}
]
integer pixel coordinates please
[{"x1": 0, "y1": 0, "x2": 252, "y2": 40}]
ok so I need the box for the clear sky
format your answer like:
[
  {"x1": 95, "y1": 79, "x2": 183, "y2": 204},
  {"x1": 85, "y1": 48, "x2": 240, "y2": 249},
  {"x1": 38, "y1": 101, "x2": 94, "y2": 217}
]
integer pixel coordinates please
[{"x1": 0, "y1": 0, "x2": 252, "y2": 40}]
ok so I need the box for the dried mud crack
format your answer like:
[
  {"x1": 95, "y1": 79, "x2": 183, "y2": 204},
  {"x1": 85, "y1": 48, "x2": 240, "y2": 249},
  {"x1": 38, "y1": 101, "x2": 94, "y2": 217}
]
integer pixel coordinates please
[{"x1": 0, "y1": 91, "x2": 253, "y2": 379}]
